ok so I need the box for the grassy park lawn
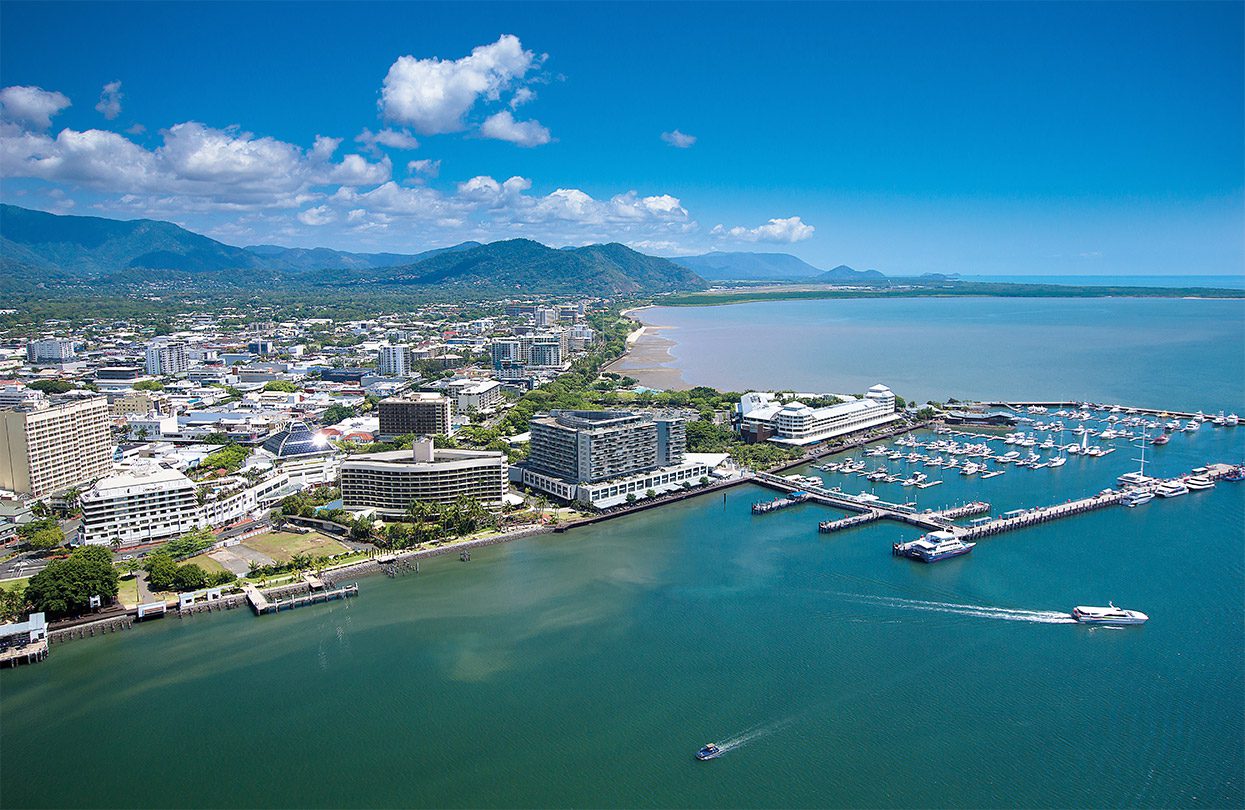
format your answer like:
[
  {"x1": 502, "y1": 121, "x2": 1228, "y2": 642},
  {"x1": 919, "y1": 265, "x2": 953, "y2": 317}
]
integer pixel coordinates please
[
  {"x1": 179, "y1": 553, "x2": 230, "y2": 576},
  {"x1": 117, "y1": 577, "x2": 139, "y2": 608},
  {"x1": 0, "y1": 577, "x2": 30, "y2": 596},
  {"x1": 240, "y1": 531, "x2": 351, "y2": 563}
]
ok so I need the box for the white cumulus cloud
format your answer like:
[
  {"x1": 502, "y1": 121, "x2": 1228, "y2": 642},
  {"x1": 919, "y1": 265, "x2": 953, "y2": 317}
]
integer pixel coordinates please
[
  {"x1": 661, "y1": 129, "x2": 696, "y2": 148},
  {"x1": 0, "y1": 85, "x2": 71, "y2": 129},
  {"x1": 712, "y1": 216, "x2": 815, "y2": 243},
  {"x1": 95, "y1": 81, "x2": 123, "y2": 120},
  {"x1": 380, "y1": 35, "x2": 538, "y2": 135},
  {"x1": 0, "y1": 119, "x2": 391, "y2": 210},
  {"x1": 510, "y1": 87, "x2": 536, "y2": 109},
  {"x1": 407, "y1": 158, "x2": 440, "y2": 177},
  {"x1": 355, "y1": 127, "x2": 420, "y2": 153},
  {"x1": 479, "y1": 110, "x2": 551, "y2": 147},
  {"x1": 297, "y1": 204, "x2": 334, "y2": 225}
]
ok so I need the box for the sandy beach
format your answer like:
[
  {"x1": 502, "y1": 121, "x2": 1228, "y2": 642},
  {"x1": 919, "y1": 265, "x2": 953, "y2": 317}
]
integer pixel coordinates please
[{"x1": 605, "y1": 309, "x2": 689, "y2": 390}]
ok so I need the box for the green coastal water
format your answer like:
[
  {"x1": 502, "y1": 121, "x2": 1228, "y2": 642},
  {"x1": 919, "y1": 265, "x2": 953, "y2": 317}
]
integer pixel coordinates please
[
  {"x1": 3, "y1": 300, "x2": 1244, "y2": 808},
  {"x1": 638, "y1": 297, "x2": 1245, "y2": 410},
  {"x1": 3, "y1": 422, "x2": 1243, "y2": 808}
]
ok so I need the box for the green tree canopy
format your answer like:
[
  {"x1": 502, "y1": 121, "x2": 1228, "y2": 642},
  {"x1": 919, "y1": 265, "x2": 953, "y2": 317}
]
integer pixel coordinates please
[
  {"x1": 24, "y1": 545, "x2": 119, "y2": 618},
  {"x1": 321, "y1": 403, "x2": 355, "y2": 425},
  {"x1": 27, "y1": 379, "x2": 75, "y2": 394}
]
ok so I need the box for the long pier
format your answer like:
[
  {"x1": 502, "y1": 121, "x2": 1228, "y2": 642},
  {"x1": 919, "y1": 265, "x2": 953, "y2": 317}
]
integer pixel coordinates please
[{"x1": 955, "y1": 491, "x2": 1123, "y2": 540}]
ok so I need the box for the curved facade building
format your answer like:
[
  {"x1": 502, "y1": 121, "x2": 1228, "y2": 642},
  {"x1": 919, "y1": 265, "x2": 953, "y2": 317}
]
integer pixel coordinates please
[{"x1": 341, "y1": 439, "x2": 507, "y2": 516}]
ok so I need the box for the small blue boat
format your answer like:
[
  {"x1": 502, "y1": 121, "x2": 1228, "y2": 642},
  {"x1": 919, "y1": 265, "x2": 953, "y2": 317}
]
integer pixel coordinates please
[{"x1": 696, "y1": 743, "x2": 721, "y2": 761}]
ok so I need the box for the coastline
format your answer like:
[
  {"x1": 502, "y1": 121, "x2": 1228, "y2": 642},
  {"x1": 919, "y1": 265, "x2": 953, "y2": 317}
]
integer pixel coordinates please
[{"x1": 604, "y1": 307, "x2": 690, "y2": 391}]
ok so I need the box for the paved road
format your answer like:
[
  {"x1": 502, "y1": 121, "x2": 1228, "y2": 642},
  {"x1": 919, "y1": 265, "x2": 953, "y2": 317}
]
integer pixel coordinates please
[{"x1": 0, "y1": 550, "x2": 51, "y2": 580}]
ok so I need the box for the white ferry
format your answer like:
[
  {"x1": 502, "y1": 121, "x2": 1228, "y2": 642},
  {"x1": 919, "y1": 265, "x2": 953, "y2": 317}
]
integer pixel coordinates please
[
  {"x1": 1121, "y1": 490, "x2": 1153, "y2": 507},
  {"x1": 1072, "y1": 603, "x2": 1149, "y2": 625},
  {"x1": 894, "y1": 531, "x2": 975, "y2": 563}
]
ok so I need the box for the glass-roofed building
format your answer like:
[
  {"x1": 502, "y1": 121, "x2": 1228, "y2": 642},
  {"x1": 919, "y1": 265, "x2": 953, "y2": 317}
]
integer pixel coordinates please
[{"x1": 258, "y1": 421, "x2": 339, "y2": 487}]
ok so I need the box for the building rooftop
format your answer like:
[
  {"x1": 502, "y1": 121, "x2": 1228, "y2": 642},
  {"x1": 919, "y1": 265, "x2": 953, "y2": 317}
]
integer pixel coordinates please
[
  {"x1": 261, "y1": 421, "x2": 330, "y2": 458},
  {"x1": 80, "y1": 464, "x2": 193, "y2": 501}
]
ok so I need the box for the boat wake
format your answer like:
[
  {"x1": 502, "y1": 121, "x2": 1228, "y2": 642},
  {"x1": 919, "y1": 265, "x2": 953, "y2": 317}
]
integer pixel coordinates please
[
  {"x1": 840, "y1": 593, "x2": 1076, "y2": 624},
  {"x1": 713, "y1": 716, "x2": 800, "y2": 755}
]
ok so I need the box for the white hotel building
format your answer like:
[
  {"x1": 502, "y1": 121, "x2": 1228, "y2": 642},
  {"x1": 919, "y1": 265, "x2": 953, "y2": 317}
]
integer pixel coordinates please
[
  {"x1": 738, "y1": 384, "x2": 899, "y2": 446},
  {"x1": 79, "y1": 464, "x2": 294, "y2": 548},
  {"x1": 79, "y1": 464, "x2": 203, "y2": 547}
]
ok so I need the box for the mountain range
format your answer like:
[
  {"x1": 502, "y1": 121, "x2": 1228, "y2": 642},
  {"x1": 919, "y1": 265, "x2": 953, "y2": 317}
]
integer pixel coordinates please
[
  {"x1": 670, "y1": 251, "x2": 887, "y2": 283},
  {"x1": 0, "y1": 205, "x2": 705, "y2": 296},
  {"x1": 0, "y1": 204, "x2": 885, "y2": 296}
]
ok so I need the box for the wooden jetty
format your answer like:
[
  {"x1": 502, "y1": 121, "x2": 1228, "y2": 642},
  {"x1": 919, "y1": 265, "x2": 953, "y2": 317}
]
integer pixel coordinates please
[
  {"x1": 752, "y1": 491, "x2": 812, "y2": 514},
  {"x1": 819, "y1": 510, "x2": 884, "y2": 533},
  {"x1": 245, "y1": 582, "x2": 358, "y2": 616},
  {"x1": 0, "y1": 639, "x2": 47, "y2": 667}
]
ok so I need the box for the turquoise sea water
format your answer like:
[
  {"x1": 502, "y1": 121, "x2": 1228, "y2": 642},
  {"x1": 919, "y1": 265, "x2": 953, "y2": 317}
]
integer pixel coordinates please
[
  {"x1": 2, "y1": 300, "x2": 1244, "y2": 809},
  {"x1": 640, "y1": 297, "x2": 1245, "y2": 410},
  {"x1": 2, "y1": 421, "x2": 1241, "y2": 809}
]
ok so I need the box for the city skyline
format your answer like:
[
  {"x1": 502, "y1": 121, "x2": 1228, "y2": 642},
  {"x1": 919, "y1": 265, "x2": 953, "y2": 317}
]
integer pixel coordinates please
[{"x1": 1, "y1": 2, "x2": 1242, "y2": 276}]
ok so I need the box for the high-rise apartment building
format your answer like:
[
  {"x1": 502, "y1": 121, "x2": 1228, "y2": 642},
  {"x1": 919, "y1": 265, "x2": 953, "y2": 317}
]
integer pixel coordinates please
[
  {"x1": 527, "y1": 410, "x2": 663, "y2": 484},
  {"x1": 144, "y1": 339, "x2": 190, "y2": 376},
  {"x1": 534, "y1": 307, "x2": 559, "y2": 328},
  {"x1": 520, "y1": 410, "x2": 705, "y2": 507},
  {"x1": 377, "y1": 345, "x2": 410, "y2": 377},
  {"x1": 378, "y1": 394, "x2": 453, "y2": 439},
  {"x1": 26, "y1": 338, "x2": 76, "y2": 364},
  {"x1": 0, "y1": 397, "x2": 112, "y2": 498}
]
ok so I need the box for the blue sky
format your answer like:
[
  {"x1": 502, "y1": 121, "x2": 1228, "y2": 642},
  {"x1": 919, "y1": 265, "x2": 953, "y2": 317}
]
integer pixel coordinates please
[{"x1": 1, "y1": 1, "x2": 1241, "y2": 275}]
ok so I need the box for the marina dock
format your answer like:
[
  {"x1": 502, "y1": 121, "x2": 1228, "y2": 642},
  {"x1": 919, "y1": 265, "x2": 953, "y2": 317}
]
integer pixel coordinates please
[
  {"x1": 985, "y1": 400, "x2": 1209, "y2": 420},
  {"x1": 754, "y1": 473, "x2": 955, "y2": 532}
]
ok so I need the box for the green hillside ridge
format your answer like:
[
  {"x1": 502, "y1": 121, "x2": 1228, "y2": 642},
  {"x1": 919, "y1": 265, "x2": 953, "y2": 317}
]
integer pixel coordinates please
[{"x1": 0, "y1": 204, "x2": 706, "y2": 297}]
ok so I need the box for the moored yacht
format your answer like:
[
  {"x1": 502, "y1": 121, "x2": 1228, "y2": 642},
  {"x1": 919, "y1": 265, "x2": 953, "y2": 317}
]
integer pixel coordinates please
[
  {"x1": 1121, "y1": 490, "x2": 1153, "y2": 507},
  {"x1": 1183, "y1": 475, "x2": 1215, "y2": 491},
  {"x1": 1117, "y1": 471, "x2": 1154, "y2": 487},
  {"x1": 1155, "y1": 480, "x2": 1189, "y2": 497}
]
